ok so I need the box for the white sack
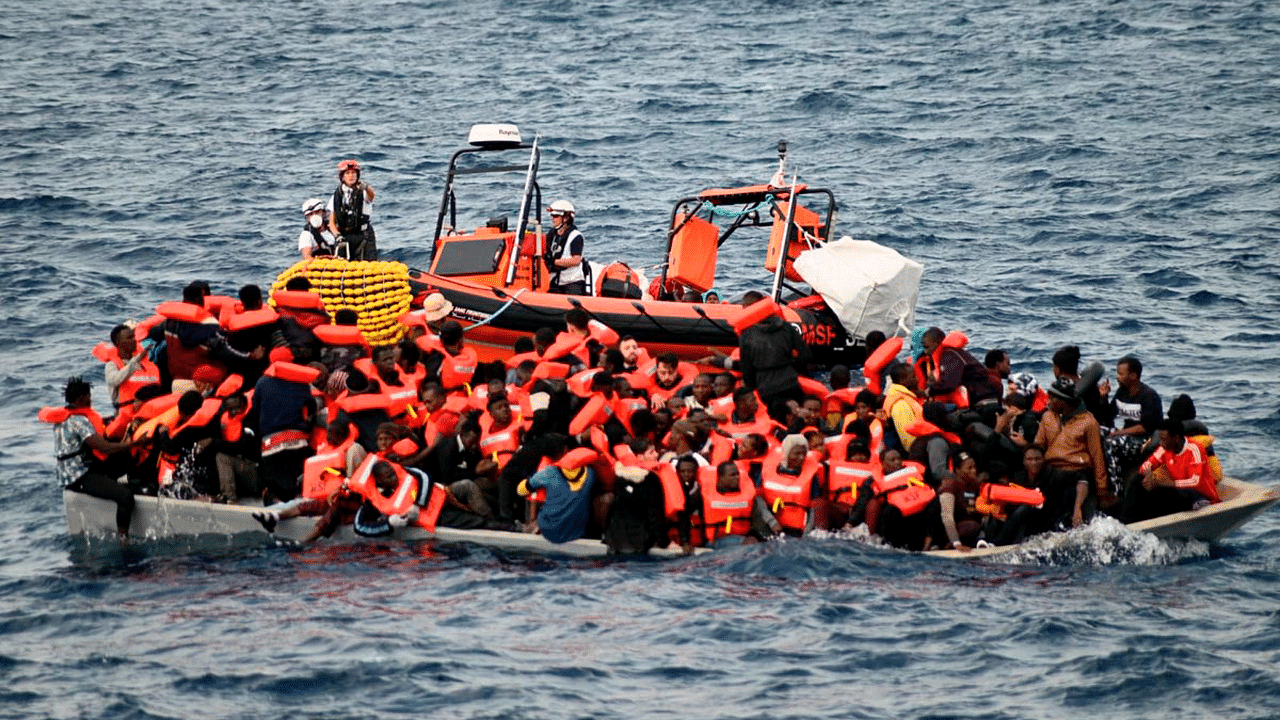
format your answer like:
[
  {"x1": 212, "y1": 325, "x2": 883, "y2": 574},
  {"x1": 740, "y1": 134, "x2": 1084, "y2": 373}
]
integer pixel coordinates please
[{"x1": 792, "y1": 236, "x2": 924, "y2": 339}]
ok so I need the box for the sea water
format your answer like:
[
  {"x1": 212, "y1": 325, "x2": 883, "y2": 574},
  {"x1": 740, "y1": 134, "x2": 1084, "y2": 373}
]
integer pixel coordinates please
[{"x1": 3, "y1": 0, "x2": 1280, "y2": 718}]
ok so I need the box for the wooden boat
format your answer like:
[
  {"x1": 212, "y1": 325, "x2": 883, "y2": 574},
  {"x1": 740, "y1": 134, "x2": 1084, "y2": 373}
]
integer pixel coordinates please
[
  {"x1": 62, "y1": 489, "x2": 701, "y2": 558},
  {"x1": 927, "y1": 477, "x2": 1279, "y2": 560},
  {"x1": 403, "y1": 127, "x2": 920, "y2": 368}
]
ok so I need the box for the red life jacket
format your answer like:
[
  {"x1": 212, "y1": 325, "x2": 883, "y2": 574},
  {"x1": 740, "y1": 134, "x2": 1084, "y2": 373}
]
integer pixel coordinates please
[
  {"x1": 759, "y1": 457, "x2": 822, "y2": 533},
  {"x1": 302, "y1": 434, "x2": 357, "y2": 500},
  {"x1": 699, "y1": 471, "x2": 756, "y2": 543},
  {"x1": 92, "y1": 344, "x2": 161, "y2": 406},
  {"x1": 828, "y1": 459, "x2": 881, "y2": 506},
  {"x1": 873, "y1": 465, "x2": 936, "y2": 516}
]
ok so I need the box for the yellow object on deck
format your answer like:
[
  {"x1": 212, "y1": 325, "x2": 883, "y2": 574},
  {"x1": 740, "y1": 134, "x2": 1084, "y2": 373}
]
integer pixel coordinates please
[{"x1": 272, "y1": 257, "x2": 413, "y2": 346}]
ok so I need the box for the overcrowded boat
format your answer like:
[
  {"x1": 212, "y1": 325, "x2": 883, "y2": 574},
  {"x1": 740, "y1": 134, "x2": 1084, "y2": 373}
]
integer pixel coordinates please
[{"x1": 47, "y1": 126, "x2": 1278, "y2": 560}]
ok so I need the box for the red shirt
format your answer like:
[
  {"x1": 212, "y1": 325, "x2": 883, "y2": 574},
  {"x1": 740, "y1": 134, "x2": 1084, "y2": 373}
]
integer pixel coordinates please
[{"x1": 1140, "y1": 438, "x2": 1218, "y2": 503}]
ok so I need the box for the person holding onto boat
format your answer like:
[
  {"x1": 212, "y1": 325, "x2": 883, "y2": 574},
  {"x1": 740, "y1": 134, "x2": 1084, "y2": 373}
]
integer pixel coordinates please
[
  {"x1": 737, "y1": 291, "x2": 811, "y2": 423},
  {"x1": 47, "y1": 377, "x2": 138, "y2": 537},
  {"x1": 298, "y1": 197, "x2": 339, "y2": 259},
  {"x1": 327, "y1": 159, "x2": 376, "y2": 261},
  {"x1": 518, "y1": 436, "x2": 599, "y2": 543},
  {"x1": 1033, "y1": 376, "x2": 1108, "y2": 523},
  {"x1": 543, "y1": 200, "x2": 588, "y2": 295}
]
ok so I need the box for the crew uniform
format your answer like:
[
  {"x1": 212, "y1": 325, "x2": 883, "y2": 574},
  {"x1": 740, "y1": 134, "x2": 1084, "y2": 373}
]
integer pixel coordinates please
[
  {"x1": 297, "y1": 197, "x2": 340, "y2": 258},
  {"x1": 545, "y1": 200, "x2": 588, "y2": 295},
  {"x1": 328, "y1": 160, "x2": 377, "y2": 261}
]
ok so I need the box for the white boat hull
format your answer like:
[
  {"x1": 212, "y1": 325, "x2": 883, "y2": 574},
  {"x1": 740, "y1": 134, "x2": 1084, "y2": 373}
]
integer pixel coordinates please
[
  {"x1": 928, "y1": 477, "x2": 1279, "y2": 559},
  {"x1": 62, "y1": 490, "x2": 696, "y2": 558},
  {"x1": 64, "y1": 478, "x2": 1277, "y2": 561}
]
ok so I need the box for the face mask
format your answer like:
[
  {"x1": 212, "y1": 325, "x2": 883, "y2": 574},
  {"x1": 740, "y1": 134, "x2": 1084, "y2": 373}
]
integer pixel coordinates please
[{"x1": 308, "y1": 214, "x2": 323, "y2": 228}]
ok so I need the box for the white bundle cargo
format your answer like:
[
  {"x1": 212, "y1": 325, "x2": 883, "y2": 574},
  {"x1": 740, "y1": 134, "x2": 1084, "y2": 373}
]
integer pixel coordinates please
[{"x1": 792, "y1": 236, "x2": 924, "y2": 340}]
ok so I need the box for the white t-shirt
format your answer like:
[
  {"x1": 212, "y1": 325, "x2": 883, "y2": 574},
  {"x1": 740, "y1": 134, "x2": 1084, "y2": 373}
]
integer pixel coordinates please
[{"x1": 298, "y1": 227, "x2": 339, "y2": 252}]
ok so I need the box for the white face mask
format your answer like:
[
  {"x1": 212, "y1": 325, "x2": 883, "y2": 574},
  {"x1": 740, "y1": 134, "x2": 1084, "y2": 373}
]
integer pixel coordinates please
[{"x1": 308, "y1": 214, "x2": 323, "y2": 228}]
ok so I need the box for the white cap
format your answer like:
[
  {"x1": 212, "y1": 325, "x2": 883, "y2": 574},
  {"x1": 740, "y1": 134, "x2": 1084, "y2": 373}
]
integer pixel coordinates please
[
  {"x1": 548, "y1": 199, "x2": 576, "y2": 216},
  {"x1": 302, "y1": 198, "x2": 325, "y2": 215}
]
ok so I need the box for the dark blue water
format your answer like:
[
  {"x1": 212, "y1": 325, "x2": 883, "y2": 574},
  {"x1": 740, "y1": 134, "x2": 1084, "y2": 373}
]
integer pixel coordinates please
[{"x1": 4, "y1": 0, "x2": 1280, "y2": 717}]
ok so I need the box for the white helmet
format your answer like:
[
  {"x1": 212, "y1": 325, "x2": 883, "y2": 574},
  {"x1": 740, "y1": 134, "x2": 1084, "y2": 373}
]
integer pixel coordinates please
[
  {"x1": 301, "y1": 197, "x2": 325, "y2": 215},
  {"x1": 548, "y1": 199, "x2": 576, "y2": 216}
]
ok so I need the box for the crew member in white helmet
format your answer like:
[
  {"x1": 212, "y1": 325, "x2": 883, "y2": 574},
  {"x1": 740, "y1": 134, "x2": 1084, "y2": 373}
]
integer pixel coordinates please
[
  {"x1": 543, "y1": 199, "x2": 589, "y2": 295},
  {"x1": 297, "y1": 198, "x2": 340, "y2": 259}
]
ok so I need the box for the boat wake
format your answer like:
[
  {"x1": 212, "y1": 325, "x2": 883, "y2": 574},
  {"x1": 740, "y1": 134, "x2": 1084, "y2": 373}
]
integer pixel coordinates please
[
  {"x1": 994, "y1": 516, "x2": 1211, "y2": 566},
  {"x1": 812, "y1": 516, "x2": 1211, "y2": 566}
]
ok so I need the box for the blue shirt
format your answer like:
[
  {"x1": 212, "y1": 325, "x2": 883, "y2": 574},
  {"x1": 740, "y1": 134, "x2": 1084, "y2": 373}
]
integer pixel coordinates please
[{"x1": 527, "y1": 465, "x2": 595, "y2": 543}]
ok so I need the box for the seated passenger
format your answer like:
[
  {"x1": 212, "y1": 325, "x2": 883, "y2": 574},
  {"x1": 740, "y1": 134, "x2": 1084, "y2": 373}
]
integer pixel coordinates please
[
  {"x1": 1034, "y1": 377, "x2": 1111, "y2": 513},
  {"x1": 931, "y1": 451, "x2": 984, "y2": 552},
  {"x1": 45, "y1": 377, "x2": 138, "y2": 537},
  {"x1": 518, "y1": 435, "x2": 598, "y2": 543},
  {"x1": 1121, "y1": 419, "x2": 1219, "y2": 522}
]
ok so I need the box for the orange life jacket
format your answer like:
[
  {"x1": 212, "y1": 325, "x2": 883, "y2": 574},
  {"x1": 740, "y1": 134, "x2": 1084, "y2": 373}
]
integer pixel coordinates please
[
  {"x1": 873, "y1": 464, "x2": 936, "y2": 516},
  {"x1": 926, "y1": 331, "x2": 971, "y2": 409},
  {"x1": 225, "y1": 307, "x2": 279, "y2": 333},
  {"x1": 301, "y1": 435, "x2": 357, "y2": 500},
  {"x1": 699, "y1": 471, "x2": 756, "y2": 543},
  {"x1": 38, "y1": 406, "x2": 109, "y2": 461},
  {"x1": 863, "y1": 336, "x2": 903, "y2": 395},
  {"x1": 347, "y1": 454, "x2": 417, "y2": 517},
  {"x1": 92, "y1": 344, "x2": 161, "y2": 406},
  {"x1": 759, "y1": 457, "x2": 822, "y2": 532},
  {"x1": 479, "y1": 413, "x2": 522, "y2": 463},
  {"x1": 438, "y1": 345, "x2": 478, "y2": 391},
  {"x1": 828, "y1": 459, "x2": 881, "y2": 506}
]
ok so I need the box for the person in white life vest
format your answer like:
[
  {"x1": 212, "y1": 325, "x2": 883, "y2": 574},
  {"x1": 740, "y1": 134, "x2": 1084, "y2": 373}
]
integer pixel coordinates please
[{"x1": 543, "y1": 199, "x2": 588, "y2": 295}]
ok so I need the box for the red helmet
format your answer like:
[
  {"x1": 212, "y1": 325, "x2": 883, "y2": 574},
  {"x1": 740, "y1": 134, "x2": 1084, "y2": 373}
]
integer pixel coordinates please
[{"x1": 337, "y1": 159, "x2": 361, "y2": 175}]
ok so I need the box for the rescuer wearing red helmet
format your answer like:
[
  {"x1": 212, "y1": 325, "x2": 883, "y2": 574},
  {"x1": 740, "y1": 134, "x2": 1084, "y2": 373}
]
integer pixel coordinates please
[{"x1": 327, "y1": 159, "x2": 377, "y2": 260}]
